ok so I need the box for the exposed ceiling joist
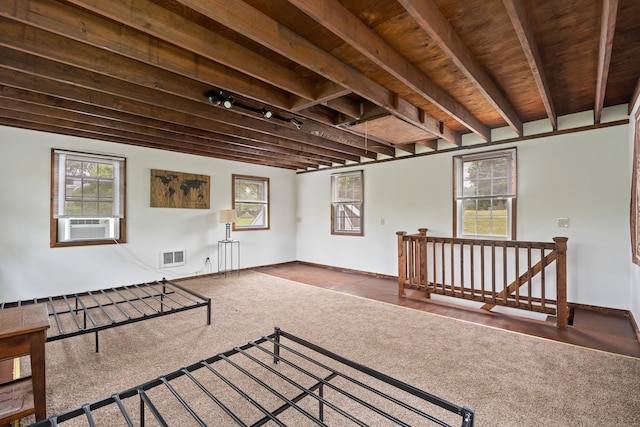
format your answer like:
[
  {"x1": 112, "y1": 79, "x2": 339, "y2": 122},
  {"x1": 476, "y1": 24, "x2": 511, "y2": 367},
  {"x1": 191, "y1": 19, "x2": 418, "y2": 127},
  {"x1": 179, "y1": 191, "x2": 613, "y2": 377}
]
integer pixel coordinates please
[
  {"x1": 503, "y1": 0, "x2": 557, "y2": 131},
  {"x1": 173, "y1": 0, "x2": 461, "y2": 145},
  {"x1": 0, "y1": 0, "x2": 636, "y2": 170},
  {"x1": 595, "y1": 0, "x2": 618, "y2": 123},
  {"x1": 288, "y1": 0, "x2": 490, "y2": 142},
  {"x1": 398, "y1": 0, "x2": 524, "y2": 136}
]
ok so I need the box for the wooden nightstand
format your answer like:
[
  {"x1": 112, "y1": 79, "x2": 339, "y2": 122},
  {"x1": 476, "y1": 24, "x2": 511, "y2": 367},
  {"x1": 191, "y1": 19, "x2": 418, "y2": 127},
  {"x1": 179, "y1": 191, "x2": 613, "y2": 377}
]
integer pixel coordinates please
[{"x1": 0, "y1": 304, "x2": 50, "y2": 424}]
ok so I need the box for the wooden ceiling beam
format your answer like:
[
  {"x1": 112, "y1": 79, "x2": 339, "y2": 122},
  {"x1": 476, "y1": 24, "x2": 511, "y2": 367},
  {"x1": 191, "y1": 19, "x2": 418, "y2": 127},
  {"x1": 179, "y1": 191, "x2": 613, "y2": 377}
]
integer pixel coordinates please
[
  {"x1": 288, "y1": 0, "x2": 490, "y2": 141},
  {"x1": 415, "y1": 139, "x2": 439, "y2": 151},
  {"x1": 398, "y1": 0, "x2": 523, "y2": 136},
  {"x1": 0, "y1": 62, "x2": 366, "y2": 165},
  {"x1": 0, "y1": 114, "x2": 306, "y2": 169},
  {"x1": 595, "y1": 0, "x2": 618, "y2": 123},
  {"x1": 63, "y1": 0, "x2": 333, "y2": 103},
  {"x1": 174, "y1": 0, "x2": 461, "y2": 145},
  {"x1": 0, "y1": 0, "x2": 297, "y2": 109},
  {"x1": 503, "y1": 0, "x2": 557, "y2": 131},
  {"x1": 0, "y1": 19, "x2": 379, "y2": 160},
  {"x1": 64, "y1": 0, "x2": 358, "y2": 124},
  {"x1": 0, "y1": 82, "x2": 356, "y2": 166},
  {"x1": 0, "y1": 97, "x2": 331, "y2": 168}
]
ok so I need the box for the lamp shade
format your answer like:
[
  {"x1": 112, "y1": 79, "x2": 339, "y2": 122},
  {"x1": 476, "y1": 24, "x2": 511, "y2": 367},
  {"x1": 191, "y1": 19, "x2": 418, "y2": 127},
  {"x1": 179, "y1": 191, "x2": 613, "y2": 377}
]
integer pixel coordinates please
[{"x1": 219, "y1": 209, "x2": 237, "y2": 224}]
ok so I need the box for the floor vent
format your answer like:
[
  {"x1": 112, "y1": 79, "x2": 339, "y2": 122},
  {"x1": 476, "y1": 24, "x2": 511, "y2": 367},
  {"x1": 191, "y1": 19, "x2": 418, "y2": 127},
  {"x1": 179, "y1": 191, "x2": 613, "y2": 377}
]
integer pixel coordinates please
[{"x1": 161, "y1": 250, "x2": 186, "y2": 268}]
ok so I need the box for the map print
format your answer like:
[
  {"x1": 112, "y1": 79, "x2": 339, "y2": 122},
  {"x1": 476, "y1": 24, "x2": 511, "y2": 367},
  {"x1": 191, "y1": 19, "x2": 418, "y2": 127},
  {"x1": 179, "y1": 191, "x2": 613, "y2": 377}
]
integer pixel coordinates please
[{"x1": 150, "y1": 169, "x2": 210, "y2": 209}]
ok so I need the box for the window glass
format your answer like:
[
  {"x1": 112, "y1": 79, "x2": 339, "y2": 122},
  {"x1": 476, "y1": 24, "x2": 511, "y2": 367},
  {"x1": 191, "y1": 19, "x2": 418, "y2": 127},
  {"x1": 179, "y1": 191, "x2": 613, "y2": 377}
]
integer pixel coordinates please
[
  {"x1": 454, "y1": 149, "x2": 516, "y2": 239},
  {"x1": 233, "y1": 175, "x2": 269, "y2": 230},
  {"x1": 331, "y1": 170, "x2": 363, "y2": 236},
  {"x1": 51, "y1": 150, "x2": 125, "y2": 247}
]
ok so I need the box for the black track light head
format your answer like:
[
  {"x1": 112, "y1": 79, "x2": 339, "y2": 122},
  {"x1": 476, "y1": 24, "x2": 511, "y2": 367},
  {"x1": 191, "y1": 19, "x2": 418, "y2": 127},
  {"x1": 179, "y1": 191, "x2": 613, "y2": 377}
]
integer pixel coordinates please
[
  {"x1": 290, "y1": 118, "x2": 303, "y2": 130},
  {"x1": 204, "y1": 90, "x2": 234, "y2": 108}
]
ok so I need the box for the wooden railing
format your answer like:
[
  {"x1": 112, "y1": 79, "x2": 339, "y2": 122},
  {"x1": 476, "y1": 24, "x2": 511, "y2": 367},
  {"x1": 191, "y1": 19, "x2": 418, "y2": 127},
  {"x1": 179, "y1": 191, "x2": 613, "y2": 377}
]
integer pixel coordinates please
[{"x1": 397, "y1": 229, "x2": 570, "y2": 328}]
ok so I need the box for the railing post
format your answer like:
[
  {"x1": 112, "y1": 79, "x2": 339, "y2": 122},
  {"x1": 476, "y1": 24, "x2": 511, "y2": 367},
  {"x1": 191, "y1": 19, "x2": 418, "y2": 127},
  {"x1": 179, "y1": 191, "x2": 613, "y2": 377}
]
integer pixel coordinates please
[
  {"x1": 397, "y1": 231, "x2": 407, "y2": 296},
  {"x1": 418, "y1": 228, "x2": 429, "y2": 296},
  {"x1": 553, "y1": 237, "x2": 569, "y2": 329}
]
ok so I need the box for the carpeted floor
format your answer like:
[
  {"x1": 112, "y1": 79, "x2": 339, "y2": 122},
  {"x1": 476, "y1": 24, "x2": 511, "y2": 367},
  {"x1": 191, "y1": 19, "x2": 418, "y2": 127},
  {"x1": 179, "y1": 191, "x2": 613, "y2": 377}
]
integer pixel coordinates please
[{"x1": 24, "y1": 271, "x2": 640, "y2": 426}]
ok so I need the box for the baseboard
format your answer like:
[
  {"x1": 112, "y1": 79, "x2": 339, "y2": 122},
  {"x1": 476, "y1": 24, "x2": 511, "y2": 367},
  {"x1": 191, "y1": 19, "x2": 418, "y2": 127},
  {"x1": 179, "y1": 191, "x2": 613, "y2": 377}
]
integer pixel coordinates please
[
  {"x1": 566, "y1": 302, "x2": 630, "y2": 317},
  {"x1": 629, "y1": 310, "x2": 640, "y2": 344},
  {"x1": 292, "y1": 261, "x2": 398, "y2": 281}
]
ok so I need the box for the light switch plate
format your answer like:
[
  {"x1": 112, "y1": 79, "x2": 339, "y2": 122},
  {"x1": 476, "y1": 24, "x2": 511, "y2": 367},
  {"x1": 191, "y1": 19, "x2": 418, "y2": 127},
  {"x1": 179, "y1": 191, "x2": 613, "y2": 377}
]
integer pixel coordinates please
[{"x1": 557, "y1": 217, "x2": 570, "y2": 228}]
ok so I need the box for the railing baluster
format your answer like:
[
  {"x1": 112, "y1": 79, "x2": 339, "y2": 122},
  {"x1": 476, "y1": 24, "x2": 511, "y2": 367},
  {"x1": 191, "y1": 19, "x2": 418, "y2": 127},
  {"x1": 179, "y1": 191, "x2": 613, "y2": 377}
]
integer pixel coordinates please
[
  {"x1": 432, "y1": 240, "x2": 437, "y2": 292},
  {"x1": 469, "y1": 241, "x2": 475, "y2": 300},
  {"x1": 502, "y1": 242, "x2": 508, "y2": 305},
  {"x1": 514, "y1": 244, "x2": 520, "y2": 307},
  {"x1": 459, "y1": 240, "x2": 464, "y2": 298},
  {"x1": 527, "y1": 245, "x2": 532, "y2": 310},
  {"x1": 480, "y1": 242, "x2": 486, "y2": 301},
  {"x1": 396, "y1": 230, "x2": 568, "y2": 329},
  {"x1": 450, "y1": 241, "x2": 455, "y2": 297},
  {"x1": 491, "y1": 242, "x2": 496, "y2": 303},
  {"x1": 540, "y1": 247, "x2": 546, "y2": 312},
  {"x1": 440, "y1": 240, "x2": 445, "y2": 293}
]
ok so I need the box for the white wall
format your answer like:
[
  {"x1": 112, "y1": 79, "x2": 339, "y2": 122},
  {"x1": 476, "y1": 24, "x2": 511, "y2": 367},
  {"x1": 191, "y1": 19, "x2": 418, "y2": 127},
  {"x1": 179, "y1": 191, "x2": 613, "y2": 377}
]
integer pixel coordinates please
[
  {"x1": 0, "y1": 118, "x2": 635, "y2": 312},
  {"x1": 0, "y1": 126, "x2": 297, "y2": 301},
  {"x1": 296, "y1": 124, "x2": 632, "y2": 309}
]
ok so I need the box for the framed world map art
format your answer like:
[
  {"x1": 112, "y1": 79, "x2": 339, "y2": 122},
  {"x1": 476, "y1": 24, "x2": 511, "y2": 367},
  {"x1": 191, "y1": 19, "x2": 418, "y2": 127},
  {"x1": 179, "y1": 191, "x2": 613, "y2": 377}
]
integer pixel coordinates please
[{"x1": 150, "y1": 169, "x2": 210, "y2": 209}]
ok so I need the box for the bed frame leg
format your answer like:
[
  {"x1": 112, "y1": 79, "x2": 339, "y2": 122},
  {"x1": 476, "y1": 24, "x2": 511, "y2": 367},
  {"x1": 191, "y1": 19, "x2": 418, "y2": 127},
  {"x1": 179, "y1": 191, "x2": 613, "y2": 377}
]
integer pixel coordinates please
[
  {"x1": 95, "y1": 331, "x2": 99, "y2": 353},
  {"x1": 273, "y1": 326, "x2": 281, "y2": 364},
  {"x1": 462, "y1": 406, "x2": 475, "y2": 427}
]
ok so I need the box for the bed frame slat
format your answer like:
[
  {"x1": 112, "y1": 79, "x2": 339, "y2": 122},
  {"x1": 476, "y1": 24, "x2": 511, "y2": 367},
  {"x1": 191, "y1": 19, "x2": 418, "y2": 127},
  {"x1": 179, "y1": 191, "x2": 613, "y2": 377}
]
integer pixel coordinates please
[
  {"x1": 0, "y1": 279, "x2": 211, "y2": 352},
  {"x1": 30, "y1": 327, "x2": 475, "y2": 427}
]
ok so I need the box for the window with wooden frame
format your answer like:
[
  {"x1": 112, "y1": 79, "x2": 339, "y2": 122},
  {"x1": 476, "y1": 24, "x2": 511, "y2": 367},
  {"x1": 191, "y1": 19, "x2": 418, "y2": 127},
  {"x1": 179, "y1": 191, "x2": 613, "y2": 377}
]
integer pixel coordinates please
[
  {"x1": 331, "y1": 170, "x2": 363, "y2": 236},
  {"x1": 454, "y1": 148, "x2": 517, "y2": 239},
  {"x1": 51, "y1": 149, "x2": 126, "y2": 247},
  {"x1": 232, "y1": 174, "x2": 270, "y2": 231},
  {"x1": 631, "y1": 109, "x2": 640, "y2": 265}
]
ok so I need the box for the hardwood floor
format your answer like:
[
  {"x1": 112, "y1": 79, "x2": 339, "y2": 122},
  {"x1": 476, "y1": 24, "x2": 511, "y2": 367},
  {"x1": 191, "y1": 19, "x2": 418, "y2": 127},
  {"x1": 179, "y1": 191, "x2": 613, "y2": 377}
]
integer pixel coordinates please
[{"x1": 256, "y1": 262, "x2": 640, "y2": 358}]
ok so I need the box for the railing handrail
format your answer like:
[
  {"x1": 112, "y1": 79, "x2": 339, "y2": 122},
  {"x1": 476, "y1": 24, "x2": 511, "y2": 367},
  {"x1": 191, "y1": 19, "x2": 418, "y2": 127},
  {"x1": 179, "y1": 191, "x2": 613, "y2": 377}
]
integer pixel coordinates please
[{"x1": 397, "y1": 229, "x2": 569, "y2": 328}]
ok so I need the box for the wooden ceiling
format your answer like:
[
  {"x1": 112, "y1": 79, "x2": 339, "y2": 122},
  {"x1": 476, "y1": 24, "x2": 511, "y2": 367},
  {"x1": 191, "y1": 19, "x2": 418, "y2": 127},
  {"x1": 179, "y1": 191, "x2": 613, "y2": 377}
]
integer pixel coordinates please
[{"x1": 1, "y1": 0, "x2": 639, "y2": 170}]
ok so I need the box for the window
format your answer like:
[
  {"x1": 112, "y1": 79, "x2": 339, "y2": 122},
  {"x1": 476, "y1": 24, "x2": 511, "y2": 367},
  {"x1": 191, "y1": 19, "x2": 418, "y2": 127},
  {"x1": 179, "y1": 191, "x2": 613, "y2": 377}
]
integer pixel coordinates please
[
  {"x1": 454, "y1": 148, "x2": 516, "y2": 239},
  {"x1": 632, "y1": 109, "x2": 640, "y2": 265},
  {"x1": 232, "y1": 174, "x2": 269, "y2": 230},
  {"x1": 331, "y1": 170, "x2": 363, "y2": 236},
  {"x1": 51, "y1": 149, "x2": 126, "y2": 247}
]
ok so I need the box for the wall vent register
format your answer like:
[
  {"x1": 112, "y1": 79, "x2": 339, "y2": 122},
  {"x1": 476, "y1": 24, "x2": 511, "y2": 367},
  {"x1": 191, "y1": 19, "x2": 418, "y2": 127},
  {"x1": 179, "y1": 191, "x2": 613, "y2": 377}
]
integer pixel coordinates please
[{"x1": 160, "y1": 250, "x2": 185, "y2": 268}]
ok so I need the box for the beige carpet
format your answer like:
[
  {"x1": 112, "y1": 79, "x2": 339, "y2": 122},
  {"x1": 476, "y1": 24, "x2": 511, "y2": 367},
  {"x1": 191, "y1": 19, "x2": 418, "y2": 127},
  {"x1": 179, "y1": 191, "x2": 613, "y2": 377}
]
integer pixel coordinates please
[{"x1": 26, "y1": 271, "x2": 640, "y2": 426}]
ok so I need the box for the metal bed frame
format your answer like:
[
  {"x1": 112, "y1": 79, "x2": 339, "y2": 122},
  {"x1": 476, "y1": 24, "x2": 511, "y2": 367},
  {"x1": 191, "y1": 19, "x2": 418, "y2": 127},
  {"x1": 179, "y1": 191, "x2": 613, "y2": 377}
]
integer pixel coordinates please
[
  {"x1": 0, "y1": 279, "x2": 211, "y2": 352},
  {"x1": 30, "y1": 327, "x2": 475, "y2": 427}
]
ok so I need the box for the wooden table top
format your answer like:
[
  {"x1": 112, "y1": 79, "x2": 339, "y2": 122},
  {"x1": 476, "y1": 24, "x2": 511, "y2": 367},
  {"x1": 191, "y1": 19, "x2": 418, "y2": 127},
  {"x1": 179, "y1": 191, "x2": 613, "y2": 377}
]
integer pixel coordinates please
[{"x1": 0, "y1": 304, "x2": 50, "y2": 339}]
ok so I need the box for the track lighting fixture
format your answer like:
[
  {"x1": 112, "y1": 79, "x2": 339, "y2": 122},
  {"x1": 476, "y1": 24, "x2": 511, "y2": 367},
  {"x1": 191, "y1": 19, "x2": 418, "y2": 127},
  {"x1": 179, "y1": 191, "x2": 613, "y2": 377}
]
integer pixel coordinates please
[
  {"x1": 289, "y1": 118, "x2": 303, "y2": 130},
  {"x1": 260, "y1": 108, "x2": 273, "y2": 119},
  {"x1": 204, "y1": 89, "x2": 234, "y2": 109},
  {"x1": 203, "y1": 88, "x2": 302, "y2": 129}
]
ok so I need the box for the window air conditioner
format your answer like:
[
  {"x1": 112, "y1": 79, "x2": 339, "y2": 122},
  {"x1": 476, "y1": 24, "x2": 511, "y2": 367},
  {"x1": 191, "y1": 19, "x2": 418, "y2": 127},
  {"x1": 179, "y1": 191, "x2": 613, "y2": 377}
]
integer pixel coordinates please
[{"x1": 69, "y1": 218, "x2": 110, "y2": 240}]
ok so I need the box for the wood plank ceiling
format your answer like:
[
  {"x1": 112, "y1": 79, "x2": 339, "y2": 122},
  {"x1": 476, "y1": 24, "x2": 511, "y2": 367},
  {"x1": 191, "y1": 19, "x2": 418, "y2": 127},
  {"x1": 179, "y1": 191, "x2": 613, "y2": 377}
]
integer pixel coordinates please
[{"x1": 0, "y1": 0, "x2": 639, "y2": 170}]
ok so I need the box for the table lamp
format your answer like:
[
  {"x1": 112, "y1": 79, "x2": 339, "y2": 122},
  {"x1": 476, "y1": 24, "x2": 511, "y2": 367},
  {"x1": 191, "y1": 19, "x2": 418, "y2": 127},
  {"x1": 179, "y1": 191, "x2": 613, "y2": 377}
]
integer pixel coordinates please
[{"x1": 219, "y1": 209, "x2": 237, "y2": 242}]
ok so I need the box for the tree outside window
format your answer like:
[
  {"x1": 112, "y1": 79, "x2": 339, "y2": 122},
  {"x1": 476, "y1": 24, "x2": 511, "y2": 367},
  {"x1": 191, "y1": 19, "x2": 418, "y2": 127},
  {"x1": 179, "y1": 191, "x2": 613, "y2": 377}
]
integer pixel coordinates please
[{"x1": 51, "y1": 149, "x2": 126, "y2": 247}]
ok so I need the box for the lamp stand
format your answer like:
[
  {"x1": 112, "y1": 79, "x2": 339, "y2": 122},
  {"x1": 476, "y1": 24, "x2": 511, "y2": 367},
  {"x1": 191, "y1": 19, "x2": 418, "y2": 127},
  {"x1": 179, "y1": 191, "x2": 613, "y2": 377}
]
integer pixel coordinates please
[{"x1": 224, "y1": 222, "x2": 231, "y2": 242}]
